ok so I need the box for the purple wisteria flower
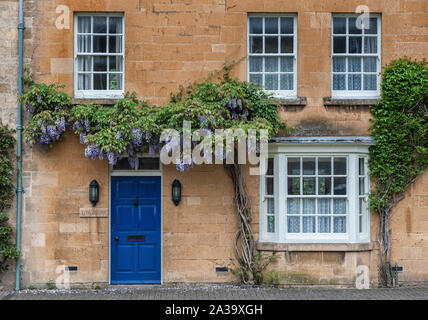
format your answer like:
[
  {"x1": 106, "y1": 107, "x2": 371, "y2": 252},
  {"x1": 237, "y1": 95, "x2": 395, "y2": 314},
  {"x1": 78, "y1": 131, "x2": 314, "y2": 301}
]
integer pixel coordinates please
[
  {"x1": 79, "y1": 134, "x2": 87, "y2": 144},
  {"x1": 85, "y1": 144, "x2": 100, "y2": 160}
]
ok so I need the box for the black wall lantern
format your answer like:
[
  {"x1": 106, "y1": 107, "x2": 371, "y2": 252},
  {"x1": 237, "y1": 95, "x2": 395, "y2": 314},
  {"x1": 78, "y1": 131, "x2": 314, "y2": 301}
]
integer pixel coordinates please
[
  {"x1": 89, "y1": 180, "x2": 99, "y2": 206},
  {"x1": 171, "y1": 179, "x2": 181, "y2": 206}
]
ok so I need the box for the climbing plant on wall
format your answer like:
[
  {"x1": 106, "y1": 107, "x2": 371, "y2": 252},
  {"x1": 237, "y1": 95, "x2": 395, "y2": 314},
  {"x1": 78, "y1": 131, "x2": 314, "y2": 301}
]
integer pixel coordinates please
[
  {"x1": 21, "y1": 62, "x2": 285, "y2": 284},
  {"x1": 0, "y1": 124, "x2": 20, "y2": 274},
  {"x1": 369, "y1": 58, "x2": 428, "y2": 287}
]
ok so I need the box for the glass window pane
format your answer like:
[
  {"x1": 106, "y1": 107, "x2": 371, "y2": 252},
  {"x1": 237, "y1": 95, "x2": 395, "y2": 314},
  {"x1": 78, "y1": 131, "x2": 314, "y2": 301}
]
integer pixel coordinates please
[
  {"x1": 267, "y1": 158, "x2": 274, "y2": 175},
  {"x1": 363, "y1": 57, "x2": 377, "y2": 72},
  {"x1": 303, "y1": 178, "x2": 315, "y2": 195},
  {"x1": 93, "y1": 35, "x2": 107, "y2": 52},
  {"x1": 109, "y1": 17, "x2": 123, "y2": 34},
  {"x1": 78, "y1": 16, "x2": 91, "y2": 33},
  {"x1": 288, "y1": 177, "x2": 300, "y2": 195},
  {"x1": 281, "y1": 17, "x2": 294, "y2": 34},
  {"x1": 334, "y1": 177, "x2": 347, "y2": 195},
  {"x1": 334, "y1": 217, "x2": 346, "y2": 233},
  {"x1": 334, "y1": 158, "x2": 347, "y2": 175},
  {"x1": 348, "y1": 74, "x2": 362, "y2": 90},
  {"x1": 266, "y1": 177, "x2": 274, "y2": 195},
  {"x1": 287, "y1": 199, "x2": 300, "y2": 214},
  {"x1": 109, "y1": 36, "x2": 122, "y2": 53},
  {"x1": 288, "y1": 158, "x2": 300, "y2": 175},
  {"x1": 349, "y1": 37, "x2": 362, "y2": 53},
  {"x1": 109, "y1": 56, "x2": 123, "y2": 72},
  {"x1": 303, "y1": 158, "x2": 315, "y2": 175},
  {"x1": 249, "y1": 56, "x2": 262, "y2": 72},
  {"x1": 288, "y1": 217, "x2": 300, "y2": 233},
  {"x1": 265, "y1": 74, "x2": 278, "y2": 90},
  {"x1": 77, "y1": 35, "x2": 91, "y2": 53},
  {"x1": 265, "y1": 37, "x2": 278, "y2": 53},
  {"x1": 267, "y1": 216, "x2": 275, "y2": 233},
  {"x1": 359, "y1": 177, "x2": 365, "y2": 195},
  {"x1": 348, "y1": 57, "x2": 361, "y2": 72},
  {"x1": 318, "y1": 177, "x2": 331, "y2": 195},
  {"x1": 249, "y1": 18, "x2": 263, "y2": 34},
  {"x1": 364, "y1": 17, "x2": 378, "y2": 34},
  {"x1": 318, "y1": 217, "x2": 331, "y2": 233},
  {"x1": 333, "y1": 17, "x2": 346, "y2": 34},
  {"x1": 280, "y1": 74, "x2": 293, "y2": 90},
  {"x1": 333, "y1": 36, "x2": 346, "y2": 53},
  {"x1": 267, "y1": 198, "x2": 274, "y2": 214},
  {"x1": 364, "y1": 37, "x2": 377, "y2": 53},
  {"x1": 333, "y1": 74, "x2": 346, "y2": 90},
  {"x1": 265, "y1": 57, "x2": 278, "y2": 72},
  {"x1": 265, "y1": 17, "x2": 278, "y2": 34},
  {"x1": 318, "y1": 157, "x2": 331, "y2": 175},
  {"x1": 349, "y1": 17, "x2": 362, "y2": 34},
  {"x1": 318, "y1": 199, "x2": 331, "y2": 214},
  {"x1": 93, "y1": 73, "x2": 107, "y2": 90},
  {"x1": 280, "y1": 57, "x2": 293, "y2": 72},
  {"x1": 249, "y1": 74, "x2": 262, "y2": 86},
  {"x1": 94, "y1": 56, "x2": 107, "y2": 71},
  {"x1": 333, "y1": 199, "x2": 347, "y2": 214},
  {"x1": 109, "y1": 73, "x2": 122, "y2": 90},
  {"x1": 280, "y1": 36, "x2": 293, "y2": 53},
  {"x1": 333, "y1": 57, "x2": 346, "y2": 72},
  {"x1": 359, "y1": 158, "x2": 365, "y2": 176},
  {"x1": 78, "y1": 74, "x2": 91, "y2": 90},
  {"x1": 78, "y1": 56, "x2": 92, "y2": 72},
  {"x1": 250, "y1": 36, "x2": 263, "y2": 53},
  {"x1": 303, "y1": 216, "x2": 316, "y2": 233},
  {"x1": 93, "y1": 16, "x2": 107, "y2": 33},
  {"x1": 364, "y1": 74, "x2": 377, "y2": 90}
]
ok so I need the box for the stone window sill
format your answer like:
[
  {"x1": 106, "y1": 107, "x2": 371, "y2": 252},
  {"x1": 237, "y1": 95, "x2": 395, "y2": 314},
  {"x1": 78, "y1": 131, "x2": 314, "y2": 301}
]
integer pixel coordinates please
[
  {"x1": 72, "y1": 98, "x2": 117, "y2": 105},
  {"x1": 273, "y1": 96, "x2": 307, "y2": 107},
  {"x1": 257, "y1": 242, "x2": 377, "y2": 252},
  {"x1": 323, "y1": 97, "x2": 380, "y2": 107}
]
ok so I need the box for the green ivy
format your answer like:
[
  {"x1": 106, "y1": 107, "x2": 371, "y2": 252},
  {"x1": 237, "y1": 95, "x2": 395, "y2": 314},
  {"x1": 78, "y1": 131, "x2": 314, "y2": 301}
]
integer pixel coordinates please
[
  {"x1": 0, "y1": 124, "x2": 20, "y2": 274},
  {"x1": 369, "y1": 58, "x2": 428, "y2": 287}
]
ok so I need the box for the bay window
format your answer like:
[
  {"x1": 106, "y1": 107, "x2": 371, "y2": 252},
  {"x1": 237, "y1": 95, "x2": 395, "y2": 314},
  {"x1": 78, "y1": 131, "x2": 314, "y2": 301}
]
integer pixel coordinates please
[{"x1": 260, "y1": 139, "x2": 372, "y2": 244}]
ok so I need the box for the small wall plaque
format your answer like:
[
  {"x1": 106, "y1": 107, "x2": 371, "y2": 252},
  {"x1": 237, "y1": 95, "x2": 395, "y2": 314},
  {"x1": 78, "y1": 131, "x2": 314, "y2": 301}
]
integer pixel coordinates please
[{"x1": 79, "y1": 208, "x2": 108, "y2": 218}]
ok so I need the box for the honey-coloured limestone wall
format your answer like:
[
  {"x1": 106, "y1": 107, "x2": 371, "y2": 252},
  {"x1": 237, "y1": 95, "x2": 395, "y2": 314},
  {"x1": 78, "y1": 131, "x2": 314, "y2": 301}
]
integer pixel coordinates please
[{"x1": 0, "y1": 0, "x2": 426, "y2": 288}]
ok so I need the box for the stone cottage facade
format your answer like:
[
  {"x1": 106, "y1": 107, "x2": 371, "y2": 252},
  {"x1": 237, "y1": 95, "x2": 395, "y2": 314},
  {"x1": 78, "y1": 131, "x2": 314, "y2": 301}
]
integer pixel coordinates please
[{"x1": 0, "y1": 0, "x2": 427, "y2": 288}]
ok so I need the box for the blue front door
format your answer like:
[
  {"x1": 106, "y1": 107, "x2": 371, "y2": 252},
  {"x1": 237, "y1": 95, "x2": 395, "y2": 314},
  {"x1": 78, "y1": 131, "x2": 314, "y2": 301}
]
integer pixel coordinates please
[{"x1": 111, "y1": 176, "x2": 161, "y2": 284}]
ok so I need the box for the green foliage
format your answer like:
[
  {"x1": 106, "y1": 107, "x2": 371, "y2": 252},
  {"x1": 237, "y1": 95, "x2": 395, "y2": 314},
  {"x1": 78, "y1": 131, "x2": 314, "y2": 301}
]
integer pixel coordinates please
[
  {"x1": 369, "y1": 58, "x2": 428, "y2": 214},
  {"x1": 46, "y1": 279, "x2": 55, "y2": 290},
  {"x1": 0, "y1": 124, "x2": 20, "y2": 274},
  {"x1": 230, "y1": 252, "x2": 276, "y2": 285}
]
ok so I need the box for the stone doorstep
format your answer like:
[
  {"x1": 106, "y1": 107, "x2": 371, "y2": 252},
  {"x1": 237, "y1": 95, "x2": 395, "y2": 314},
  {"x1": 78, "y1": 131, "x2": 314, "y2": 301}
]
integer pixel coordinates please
[{"x1": 257, "y1": 242, "x2": 378, "y2": 252}]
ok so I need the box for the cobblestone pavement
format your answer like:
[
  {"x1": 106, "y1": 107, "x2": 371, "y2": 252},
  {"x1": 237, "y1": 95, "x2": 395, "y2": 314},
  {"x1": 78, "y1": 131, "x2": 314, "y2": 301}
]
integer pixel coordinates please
[{"x1": 1, "y1": 283, "x2": 428, "y2": 300}]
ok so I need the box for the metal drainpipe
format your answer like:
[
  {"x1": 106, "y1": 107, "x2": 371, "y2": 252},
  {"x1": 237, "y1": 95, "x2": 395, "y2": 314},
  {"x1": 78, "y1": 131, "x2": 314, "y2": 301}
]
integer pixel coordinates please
[{"x1": 15, "y1": 0, "x2": 25, "y2": 291}]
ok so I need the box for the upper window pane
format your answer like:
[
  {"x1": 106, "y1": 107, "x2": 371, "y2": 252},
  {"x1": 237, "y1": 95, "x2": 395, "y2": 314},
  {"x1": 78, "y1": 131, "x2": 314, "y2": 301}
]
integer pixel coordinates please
[
  {"x1": 265, "y1": 18, "x2": 278, "y2": 34},
  {"x1": 249, "y1": 18, "x2": 263, "y2": 34},
  {"x1": 333, "y1": 17, "x2": 346, "y2": 34},
  {"x1": 281, "y1": 17, "x2": 294, "y2": 34}
]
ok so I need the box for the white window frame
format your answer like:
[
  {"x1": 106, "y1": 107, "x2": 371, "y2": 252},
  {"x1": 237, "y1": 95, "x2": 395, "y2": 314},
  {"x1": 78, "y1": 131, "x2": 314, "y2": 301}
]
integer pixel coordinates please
[
  {"x1": 247, "y1": 14, "x2": 298, "y2": 99},
  {"x1": 260, "y1": 142, "x2": 372, "y2": 244},
  {"x1": 331, "y1": 14, "x2": 381, "y2": 99},
  {"x1": 74, "y1": 13, "x2": 125, "y2": 99}
]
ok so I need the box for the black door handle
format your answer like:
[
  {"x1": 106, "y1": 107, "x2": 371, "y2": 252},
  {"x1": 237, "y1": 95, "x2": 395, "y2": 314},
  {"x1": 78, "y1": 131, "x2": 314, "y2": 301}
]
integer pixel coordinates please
[
  {"x1": 115, "y1": 236, "x2": 119, "y2": 241},
  {"x1": 134, "y1": 196, "x2": 139, "y2": 207}
]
